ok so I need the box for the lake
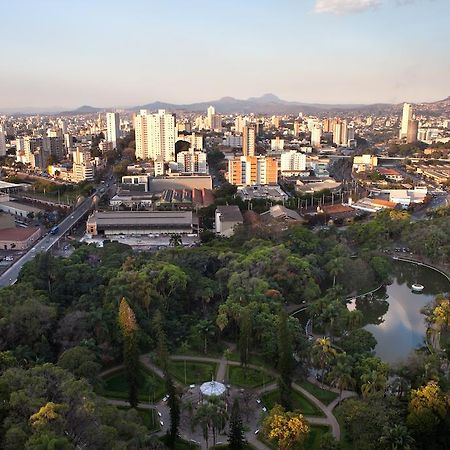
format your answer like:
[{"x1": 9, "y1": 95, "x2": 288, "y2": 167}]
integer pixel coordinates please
[{"x1": 348, "y1": 259, "x2": 450, "y2": 364}]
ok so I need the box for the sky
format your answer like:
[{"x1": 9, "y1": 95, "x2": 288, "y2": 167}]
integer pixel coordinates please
[{"x1": 1, "y1": 0, "x2": 449, "y2": 110}]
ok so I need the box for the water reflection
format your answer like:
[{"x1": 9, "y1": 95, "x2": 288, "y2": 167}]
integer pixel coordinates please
[{"x1": 352, "y1": 261, "x2": 449, "y2": 363}]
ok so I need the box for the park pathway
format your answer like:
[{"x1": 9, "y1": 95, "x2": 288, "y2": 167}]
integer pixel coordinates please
[{"x1": 101, "y1": 353, "x2": 359, "y2": 447}]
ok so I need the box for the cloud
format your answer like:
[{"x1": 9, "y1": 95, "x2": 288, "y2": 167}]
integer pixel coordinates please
[{"x1": 314, "y1": 0, "x2": 382, "y2": 15}]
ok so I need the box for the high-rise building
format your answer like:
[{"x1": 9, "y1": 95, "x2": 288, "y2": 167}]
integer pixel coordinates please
[
  {"x1": 271, "y1": 115, "x2": 280, "y2": 128},
  {"x1": 0, "y1": 124, "x2": 6, "y2": 156},
  {"x1": 176, "y1": 149, "x2": 208, "y2": 173},
  {"x1": 242, "y1": 123, "x2": 257, "y2": 156},
  {"x1": 43, "y1": 136, "x2": 65, "y2": 161},
  {"x1": 177, "y1": 132, "x2": 203, "y2": 150},
  {"x1": 270, "y1": 137, "x2": 284, "y2": 151},
  {"x1": 72, "y1": 147, "x2": 94, "y2": 182},
  {"x1": 311, "y1": 124, "x2": 323, "y2": 148},
  {"x1": 106, "y1": 112, "x2": 121, "y2": 149},
  {"x1": 234, "y1": 116, "x2": 248, "y2": 133},
  {"x1": 406, "y1": 119, "x2": 419, "y2": 144},
  {"x1": 293, "y1": 120, "x2": 301, "y2": 137},
  {"x1": 280, "y1": 150, "x2": 306, "y2": 172},
  {"x1": 206, "y1": 105, "x2": 222, "y2": 132},
  {"x1": 207, "y1": 106, "x2": 215, "y2": 127},
  {"x1": 400, "y1": 103, "x2": 413, "y2": 139},
  {"x1": 333, "y1": 120, "x2": 349, "y2": 146},
  {"x1": 227, "y1": 156, "x2": 278, "y2": 186},
  {"x1": 135, "y1": 109, "x2": 176, "y2": 162}
]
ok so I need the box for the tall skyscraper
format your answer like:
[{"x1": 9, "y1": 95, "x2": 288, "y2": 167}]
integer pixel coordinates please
[
  {"x1": 333, "y1": 120, "x2": 349, "y2": 146},
  {"x1": 406, "y1": 119, "x2": 419, "y2": 143},
  {"x1": 280, "y1": 150, "x2": 306, "y2": 172},
  {"x1": 400, "y1": 103, "x2": 413, "y2": 139},
  {"x1": 242, "y1": 123, "x2": 257, "y2": 156},
  {"x1": 135, "y1": 109, "x2": 176, "y2": 162},
  {"x1": 0, "y1": 124, "x2": 6, "y2": 156},
  {"x1": 206, "y1": 105, "x2": 222, "y2": 131},
  {"x1": 311, "y1": 124, "x2": 323, "y2": 148},
  {"x1": 106, "y1": 112, "x2": 120, "y2": 149},
  {"x1": 207, "y1": 105, "x2": 215, "y2": 128}
]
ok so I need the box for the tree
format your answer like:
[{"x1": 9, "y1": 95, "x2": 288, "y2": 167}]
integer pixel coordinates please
[
  {"x1": 194, "y1": 320, "x2": 216, "y2": 355},
  {"x1": 311, "y1": 337, "x2": 336, "y2": 387},
  {"x1": 169, "y1": 233, "x2": 183, "y2": 247},
  {"x1": 379, "y1": 424, "x2": 414, "y2": 450},
  {"x1": 57, "y1": 346, "x2": 100, "y2": 383},
  {"x1": 277, "y1": 311, "x2": 294, "y2": 410},
  {"x1": 118, "y1": 297, "x2": 139, "y2": 407},
  {"x1": 326, "y1": 257, "x2": 345, "y2": 287},
  {"x1": 262, "y1": 404, "x2": 310, "y2": 450},
  {"x1": 328, "y1": 353, "x2": 355, "y2": 399},
  {"x1": 406, "y1": 381, "x2": 450, "y2": 447},
  {"x1": 228, "y1": 398, "x2": 246, "y2": 450},
  {"x1": 166, "y1": 374, "x2": 180, "y2": 448},
  {"x1": 239, "y1": 307, "x2": 252, "y2": 368}
]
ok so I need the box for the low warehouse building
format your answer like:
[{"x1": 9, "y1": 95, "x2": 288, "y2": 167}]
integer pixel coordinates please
[
  {"x1": 86, "y1": 210, "x2": 198, "y2": 237},
  {"x1": 0, "y1": 227, "x2": 42, "y2": 250}
]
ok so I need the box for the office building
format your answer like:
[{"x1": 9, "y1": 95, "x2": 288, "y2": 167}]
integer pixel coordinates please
[
  {"x1": 400, "y1": 103, "x2": 413, "y2": 139},
  {"x1": 106, "y1": 112, "x2": 121, "y2": 149},
  {"x1": 227, "y1": 156, "x2": 278, "y2": 186},
  {"x1": 135, "y1": 109, "x2": 176, "y2": 162},
  {"x1": 280, "y1": 150, "x2": 307, "y2": 172},
  {"x1": 242, "y1": 123, "x2": 257, "y2": 156},
  {"x1": 176, "y1": 149, "x2": 208, "y2": 173}
]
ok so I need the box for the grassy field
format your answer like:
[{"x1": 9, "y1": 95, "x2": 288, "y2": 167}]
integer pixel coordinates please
[
  {"x1": 262, "y1": 389, "x2": 325, "y2": 417},
  {"x1": 227, "y1": 366, "x2": 273, "y2": 388},
  {"x1": 101, "y1": 365, "x2": 165, "y2": 402},
  {"x1": 167, "y1": 360, "x2": 217, "y2": 385},
  {"x1": 298, "y1": 380, "x2": 338, "y2": 405}
]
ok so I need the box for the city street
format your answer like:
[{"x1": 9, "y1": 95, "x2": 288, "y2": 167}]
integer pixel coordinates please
[{"x1": 0, "y1": 189, "x2": 107, "y2": 287}]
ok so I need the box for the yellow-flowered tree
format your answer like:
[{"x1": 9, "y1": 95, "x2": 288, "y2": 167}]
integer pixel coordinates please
[
  {"x1": 262, "y1": 405, "x2": 310, "y2": 450},
  {"x1": 118, "y1": 297, "x2": 139, "y2": 407}
]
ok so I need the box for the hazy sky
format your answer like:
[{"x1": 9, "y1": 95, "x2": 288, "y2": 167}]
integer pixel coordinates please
[{"x1": 1, "y1": 0, "x2": 449, "y2": 110}]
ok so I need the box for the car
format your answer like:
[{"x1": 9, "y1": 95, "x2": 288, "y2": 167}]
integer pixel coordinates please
[{"x1": 71, "y1": 215, "x2": 75, "y2": 219}]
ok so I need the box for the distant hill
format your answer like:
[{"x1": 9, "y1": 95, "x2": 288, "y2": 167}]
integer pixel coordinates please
[
  {"x1": 134, "y1": 94, "x2": 397, "y2": 115},
  {"x1": 60, "y1": 105, "x2": 104, "y2": 115}
]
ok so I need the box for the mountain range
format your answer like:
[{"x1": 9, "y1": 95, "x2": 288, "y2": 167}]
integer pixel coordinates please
[{"x1": 5, "y1": 94, "x2": 450, "y2": 116}]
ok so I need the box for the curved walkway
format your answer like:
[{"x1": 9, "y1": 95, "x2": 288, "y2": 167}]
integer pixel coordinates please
[{"x1": 100, "y1": 353, "x2": 357, "y2": 446}]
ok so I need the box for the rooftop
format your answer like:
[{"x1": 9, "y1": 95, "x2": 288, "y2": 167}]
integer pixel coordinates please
[
  {"x1": 0, "y1": 227, "x2": 40, "y2": 241},
  {"x1": 88, "y1": 210, "x2": 196, "y2": 227},
  {"x1": 216, "y1": 205, "x2": 243, "y2": 223}
]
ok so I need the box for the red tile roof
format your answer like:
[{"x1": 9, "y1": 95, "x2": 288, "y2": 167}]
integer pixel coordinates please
[{"x1": 0, "y1": 227, "x2": 41, "y2": 241}]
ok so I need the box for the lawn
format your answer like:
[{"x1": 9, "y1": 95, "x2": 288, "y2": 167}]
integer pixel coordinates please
[
  {"x1": 262, "y1": 389, "x2": 325, "y2": 417},
  {"x1": 101, "y1": 365, "x2": 165, "y2": 402},
  {"x1": 298, "y1": 380, "x2": 338, "y2": 405},
  {"x1": 159, "y1": 436, "x2": 199, "y2": 449},
  {"x1": 167, "y1": 360, "x2": 217, "y2": 385},
  {"x1": 227, "y1": 366, "x2": 273, "y2": 388}
]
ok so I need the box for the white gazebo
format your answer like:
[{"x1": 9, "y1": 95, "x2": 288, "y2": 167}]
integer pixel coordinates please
[{"x1": 199, "y1": 380, "x2": 226, "y2": 398}]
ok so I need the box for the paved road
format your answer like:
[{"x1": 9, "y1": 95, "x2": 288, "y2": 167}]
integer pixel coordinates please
[{"x1": 0, "y1": 185, "x2": 114, "y2": 287}]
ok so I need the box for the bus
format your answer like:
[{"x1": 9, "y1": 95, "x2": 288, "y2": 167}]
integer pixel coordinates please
[{"x1": 50, "y1": 226, "x2": 59, "y2": 235}]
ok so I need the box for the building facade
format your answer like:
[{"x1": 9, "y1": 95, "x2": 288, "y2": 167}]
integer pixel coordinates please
[
  {"x1": 135, "y1": 109, "x2": 176, "y2": 162},
  {"x1": 227, "y1": 156, "x2": 278, "y2": 186},
  {"x1": 106, "y1": 112, "x2": 120, "y2": 149}
]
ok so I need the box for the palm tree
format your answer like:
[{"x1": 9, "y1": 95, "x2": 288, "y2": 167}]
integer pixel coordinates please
[
  {"x1": 380, "y1": 424, "x2": 414, "y2": 450},
  {"x1": 328, "y1": 354, "x2": 355, "y2": 399},
  {"x1": 311, "y1": 337, "x2": 337, "y2": 387},
  {"x1": 361, "y1": 369, "x2": 387, "y2": 398},
  {"x1": 195, "y1": 320, "x2": 216, "y2": 355},
  {"x1": 326, "y1": 257, "x2": 345, "y2": 288}
]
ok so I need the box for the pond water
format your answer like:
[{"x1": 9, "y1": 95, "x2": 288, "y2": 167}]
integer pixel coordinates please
[{"x1": 347, "y1": 260, "x2": 449, "y2": 364}]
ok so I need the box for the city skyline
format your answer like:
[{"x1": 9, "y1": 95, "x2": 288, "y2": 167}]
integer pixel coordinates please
[{"x1": 1, "y1": 0, "x2": 449, "y2": 110}]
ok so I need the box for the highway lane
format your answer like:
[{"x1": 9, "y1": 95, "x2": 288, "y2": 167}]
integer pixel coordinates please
[{"x1": 0, "y1": 189, "x2": 105, "y2": 288}]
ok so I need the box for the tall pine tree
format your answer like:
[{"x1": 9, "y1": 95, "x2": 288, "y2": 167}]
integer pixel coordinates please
[
  {"x1": 118, "y1": 297, "x2": 139, "y2": 407},
  {"x1": 277, "y1": 310, "x2": 294, "y2": 410},
  {"x1": 166, "y1": 374, "x2": 180, "y2": 449},
  {"x1": 228, "y1": 398, "x2": 246, "y2": 450}
]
